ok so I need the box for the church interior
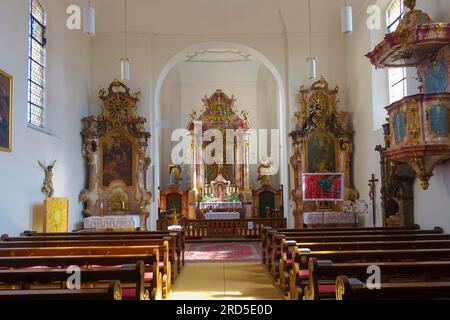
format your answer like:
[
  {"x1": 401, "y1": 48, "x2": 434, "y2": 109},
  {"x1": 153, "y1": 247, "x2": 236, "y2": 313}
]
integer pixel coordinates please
[{"x1": 0, "y1": 0, "x2": 450, "y2": 301}]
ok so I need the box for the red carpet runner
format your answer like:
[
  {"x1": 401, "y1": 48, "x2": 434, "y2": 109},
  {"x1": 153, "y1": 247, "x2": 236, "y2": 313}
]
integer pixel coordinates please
[{"x1": 185, "y1": 242, "x2": 262, "y2": 263}]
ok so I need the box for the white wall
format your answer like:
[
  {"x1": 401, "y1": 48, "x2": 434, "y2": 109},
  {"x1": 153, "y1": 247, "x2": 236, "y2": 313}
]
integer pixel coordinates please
[
  {"x1": 0, "y1": 0, "x2": 90, "y2": 236},
  {"x1": 346, "y1": 0, "x2": 450, "y2": 230}
]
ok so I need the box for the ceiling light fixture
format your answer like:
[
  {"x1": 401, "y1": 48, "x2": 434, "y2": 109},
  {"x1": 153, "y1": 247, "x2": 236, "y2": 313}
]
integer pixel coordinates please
[{"x1": 306, "y1": 0, "x2": 317, "y2": 80}]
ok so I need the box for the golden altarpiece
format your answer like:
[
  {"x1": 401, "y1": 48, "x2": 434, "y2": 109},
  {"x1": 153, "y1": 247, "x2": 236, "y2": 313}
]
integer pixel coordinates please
[
  {"x1": 79, "y1": 80, "x2": 151, "y2": 230},
  {"x1": 186, "y1": 90, "x2": 253, "y2": 219},
  {"x1": 290, "y1": 77, "x2": 359, "y2": 228}
]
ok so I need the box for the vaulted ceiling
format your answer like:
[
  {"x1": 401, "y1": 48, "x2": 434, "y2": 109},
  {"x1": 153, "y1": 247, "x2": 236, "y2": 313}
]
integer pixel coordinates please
[{"x1": 75, "y1": 0, "x2": 369, "y2": 35}]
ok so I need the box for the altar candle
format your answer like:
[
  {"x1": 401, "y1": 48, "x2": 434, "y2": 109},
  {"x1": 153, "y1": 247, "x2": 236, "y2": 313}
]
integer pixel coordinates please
[{"x1": 122, "y1": 201, "x2": 125, "y2": 211}]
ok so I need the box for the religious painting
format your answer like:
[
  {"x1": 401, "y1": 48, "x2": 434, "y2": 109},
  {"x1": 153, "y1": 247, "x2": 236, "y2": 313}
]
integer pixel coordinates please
[
  {"x1": 302, "y1": 173, "x2": 344, "y2": 201},
  {"x1": 0, "y1": 69, "x2": 12, "y2": 152},
  {"x1": 307, "y1": 130, "x2": 336, "y2": 173},
  {"x1": 44, "y1": 197, "x2": 69, "y2": 233},
  {"x1": 102, "y1": 132, "x2": 133, "y2": 187}
]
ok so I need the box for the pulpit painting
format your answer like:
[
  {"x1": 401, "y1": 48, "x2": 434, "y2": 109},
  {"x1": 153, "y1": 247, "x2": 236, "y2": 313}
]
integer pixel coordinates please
[
  {"x1": 0, "y1": 69, "x2": 12, "y2": 152},
  {"x1": 302, "y1": 173, "x2": 344, "y2": 202},
  {"x1": 307, "y1": 130, "x2": 336, "y2": 173},
  {"x1": 102, "y1": 132, "x2": 133, "y2": 187}
]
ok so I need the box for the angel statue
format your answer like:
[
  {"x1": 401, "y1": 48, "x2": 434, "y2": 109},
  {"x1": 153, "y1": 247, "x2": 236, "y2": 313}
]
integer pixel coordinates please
[
  {"x1": 168, "y1": 162, "x2": 183, "y2": 186},
  {"x1": 38, "y1": 160, "x2": 56, "y2": 198},
  {"x1": 257, "y1": 159, "x2": 273, "y2": 187}
]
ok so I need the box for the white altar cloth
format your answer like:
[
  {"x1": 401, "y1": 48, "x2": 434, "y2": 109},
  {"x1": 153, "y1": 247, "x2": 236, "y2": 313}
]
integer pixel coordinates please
[
  {"x1": 303, "y1": 212, "x2": 359, "y2": 226},
  {"x1": 205, "y1": 212, "x2": 241, "y2": 220},
  {"x1": 83, "y1": 215, "x2": 140, "y2": 230}
]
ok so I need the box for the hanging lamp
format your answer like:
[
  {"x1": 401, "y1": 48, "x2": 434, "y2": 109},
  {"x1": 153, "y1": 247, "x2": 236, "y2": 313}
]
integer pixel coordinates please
[
  {"x1": 306, "y1": 0, "x2": 317, "y2": 80},
  {"x1": 341, "y1": 0, "x2": 353, "y2": 34},
  {"x1": 84, "y1": 0, "x2": 96, "y2": 36},
  {"x1": 120, "y1": 0, "x2": 130, "y2": 81}
]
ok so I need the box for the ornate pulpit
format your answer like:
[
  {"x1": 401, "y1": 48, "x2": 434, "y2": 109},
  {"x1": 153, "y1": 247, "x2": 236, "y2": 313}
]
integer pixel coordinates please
[
  {"x1": 79, "y1": 80, "x2": 152, "y2": 230},
  {"x1": 367, "y1": 0, "x2": 450, "y2": 190},
  {"x1": 290, "y1": 77, "x2": 359, "y2": 228}
]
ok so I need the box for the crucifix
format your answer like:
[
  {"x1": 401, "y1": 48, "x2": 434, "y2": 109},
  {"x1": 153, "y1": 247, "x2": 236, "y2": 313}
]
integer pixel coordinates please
[{"x1": 368, "y1": 174, "x2": 379, "y2": 227}]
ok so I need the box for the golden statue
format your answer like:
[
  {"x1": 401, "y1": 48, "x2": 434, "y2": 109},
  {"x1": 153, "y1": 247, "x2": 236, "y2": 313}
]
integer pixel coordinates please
[
  {"x1": 257, "y1": 160, "x2": 272, "y2": 187},
  {"x1": 403, "y1": 0, "x2": 416, "y2": 10},
  {"x1": 168, "y1": 163, "x2": 183, "y2": 186},
  {"x1": 38, "y1": 160, "x2": 56, "y2": 198}
]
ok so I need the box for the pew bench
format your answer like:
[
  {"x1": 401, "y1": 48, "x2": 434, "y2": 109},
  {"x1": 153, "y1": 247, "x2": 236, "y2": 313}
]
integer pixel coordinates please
[
  {"x1": 269, "y1": 230, "x2": 450, "y2": 276},
  {"x1": 288, "y1": 247, "x2": 450, "y2": 300},
  {"x1": 0, "y1": 262, "x2": 148, "y2": 300},
  {"x1": 22, "y1": 230, "x2": 186, "y2": 268},
  {"x1": 302, "y1": 258, "x2": 450, "y2": 300},
  {"x1": 0, "y1": 237, "x2": 179, "y2": 284},
  {"x1": 277, "y1": 238, "x2": 450, "y2": 293},
  {"x1": 0, "y1": 243, "x2": 172, "y2": 298},
  {"x1": 0, "y1": 280, "x2": 122, "y2": 300},
  {"x1": 3, "y1": 232, "x2": 183, "y2": 276},
  {"x1": 336, "y1": 276, "x2": 450, "y2": 300},
  {"x1": 0, "y1": 252, "x2": 162, "y2": 299}
]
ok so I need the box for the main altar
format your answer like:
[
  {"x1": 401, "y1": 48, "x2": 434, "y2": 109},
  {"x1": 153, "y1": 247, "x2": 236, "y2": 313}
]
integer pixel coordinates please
[
  {"x1": 186, "y1": 90, "x2": 253, "y2": 220},
  {"x1": 157, "y1": 90, "x2": 286, "y2": 239}
]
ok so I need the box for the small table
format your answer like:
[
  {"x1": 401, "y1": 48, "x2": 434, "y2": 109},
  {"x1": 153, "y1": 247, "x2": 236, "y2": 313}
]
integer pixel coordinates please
[
  {"x1": 83, "y1": 215, "x2": 140, "y2": 230},
  {"x1": 303, "y1": 212, "x2": 359, "y2": 227}
]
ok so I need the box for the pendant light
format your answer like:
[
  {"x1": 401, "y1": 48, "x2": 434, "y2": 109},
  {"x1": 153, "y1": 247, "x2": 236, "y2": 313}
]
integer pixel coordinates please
[
  {"x1": 341, "y1": 0, "x2": 353, "y2": 34},
  {"x1": 306, "y1": 0, "x2": 317, "y2": 80},
  {"x1": 84, "y1": 0, "x2": 96, "y2": 36},
  {"x1": 120, "y1": 0, "x2": 130, "y2": 81}
]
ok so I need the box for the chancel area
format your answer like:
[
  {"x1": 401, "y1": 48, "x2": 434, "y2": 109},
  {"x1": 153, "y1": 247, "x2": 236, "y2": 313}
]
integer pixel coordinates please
[{"x1": 1, "y1": 0, "x2": 450, "y2": 301}]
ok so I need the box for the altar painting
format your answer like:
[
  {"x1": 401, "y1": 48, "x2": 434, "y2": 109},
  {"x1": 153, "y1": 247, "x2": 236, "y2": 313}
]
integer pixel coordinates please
[
  {"x1": 307, "y1": 130, "x2": 336, "y2": 173},
  {"x1": 102, "y1": 132, "x2": 133, "y2": 187}
]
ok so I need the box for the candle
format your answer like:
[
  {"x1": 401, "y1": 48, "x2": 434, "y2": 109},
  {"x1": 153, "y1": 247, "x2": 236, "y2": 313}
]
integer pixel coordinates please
[{"x1": 122, "y1": 201, "x2": 125, "y2": 211}]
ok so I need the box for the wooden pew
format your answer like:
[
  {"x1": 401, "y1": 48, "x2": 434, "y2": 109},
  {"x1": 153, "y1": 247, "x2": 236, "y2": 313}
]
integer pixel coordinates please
[
  {"x1": 22, "y1": 230, "x2": 186, "y2": 267},
  {"x1": 268, "y1": 229, "x2": 449, "y2": 275},
  {"x1": 262, "y1": 224, "x2": 422, "y2": 265},
  {"x1": 0, "y1": 262, "x2": 147, "y2": 300},
  {"x1": 6, "y1": 231, "x2": 184, "y2": 274},
  {"x1": 0, "y1": 236, "x2": 179, "y2": 284},
  {"x1": 0, "y1": 243, "x2": 171, "y2": 298},
  {"x1": 288, "y1": 247, "x2": 450, "y2": 300},
  {"x1": 0, "y1": 280, "x2": 122, "y2": 300},
  {"x1": 278, "y1": 237, "x2": 450, "y2": 292},
  {"x1": 0, "y1": 252, "x2": 162, "y2": 299},
  {"x1": 336, "y1": 276, "x2": 450, "y2": 300},
  {"x1": 303, "y1": 258, "x2": 450, "y2": 300}
]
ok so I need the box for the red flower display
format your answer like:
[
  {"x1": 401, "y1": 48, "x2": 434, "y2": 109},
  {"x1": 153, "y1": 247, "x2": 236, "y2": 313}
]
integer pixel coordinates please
[{"x1": 302, "y1": 173, "x2": 344, "y2": 201}]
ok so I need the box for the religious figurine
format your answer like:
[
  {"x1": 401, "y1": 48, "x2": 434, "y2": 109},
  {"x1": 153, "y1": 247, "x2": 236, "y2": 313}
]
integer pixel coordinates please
[
  {"x1": 257, "y1": 160, "x2": 273, "y2": 187},
  {"x1": 168, "y1": 162, "x2": 183, "y2": 186},
  {"x1": 38, "y1": 160, "x2": 56, "y2": 198}
]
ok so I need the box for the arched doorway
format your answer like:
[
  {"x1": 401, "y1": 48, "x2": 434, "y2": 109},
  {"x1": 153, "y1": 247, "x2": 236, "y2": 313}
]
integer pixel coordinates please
[{"x1": 151, "y1": 41, "x2": 289, "y2": 229}]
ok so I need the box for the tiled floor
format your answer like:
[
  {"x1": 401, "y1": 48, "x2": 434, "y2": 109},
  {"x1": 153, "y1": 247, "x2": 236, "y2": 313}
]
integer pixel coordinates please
[{"x1": 169, "y1": 263, "x2": 284, "y2": 300}]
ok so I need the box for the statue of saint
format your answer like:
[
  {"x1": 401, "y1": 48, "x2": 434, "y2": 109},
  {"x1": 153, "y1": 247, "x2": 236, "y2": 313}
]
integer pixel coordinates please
[
  {"x1": 168, "y1": 163, "x2": 183, "y2": 186},
  {"x1": 38, "y1": 160, "x2": 56, "y2": 198}
]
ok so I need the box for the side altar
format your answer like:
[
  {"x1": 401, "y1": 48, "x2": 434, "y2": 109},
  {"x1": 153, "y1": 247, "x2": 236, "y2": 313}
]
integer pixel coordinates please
[{"x1": 79, "y1": 80, "x2": 152, "y2": 231}]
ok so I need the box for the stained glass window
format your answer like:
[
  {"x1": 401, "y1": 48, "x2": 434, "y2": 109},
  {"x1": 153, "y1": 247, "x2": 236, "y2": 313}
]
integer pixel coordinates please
[
  {"x1": 28, "y1": 0, "x2": 46, "y2": 128},
  {"x1": 387, "y1": 0, "x2": 407, "y2": 104}
]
